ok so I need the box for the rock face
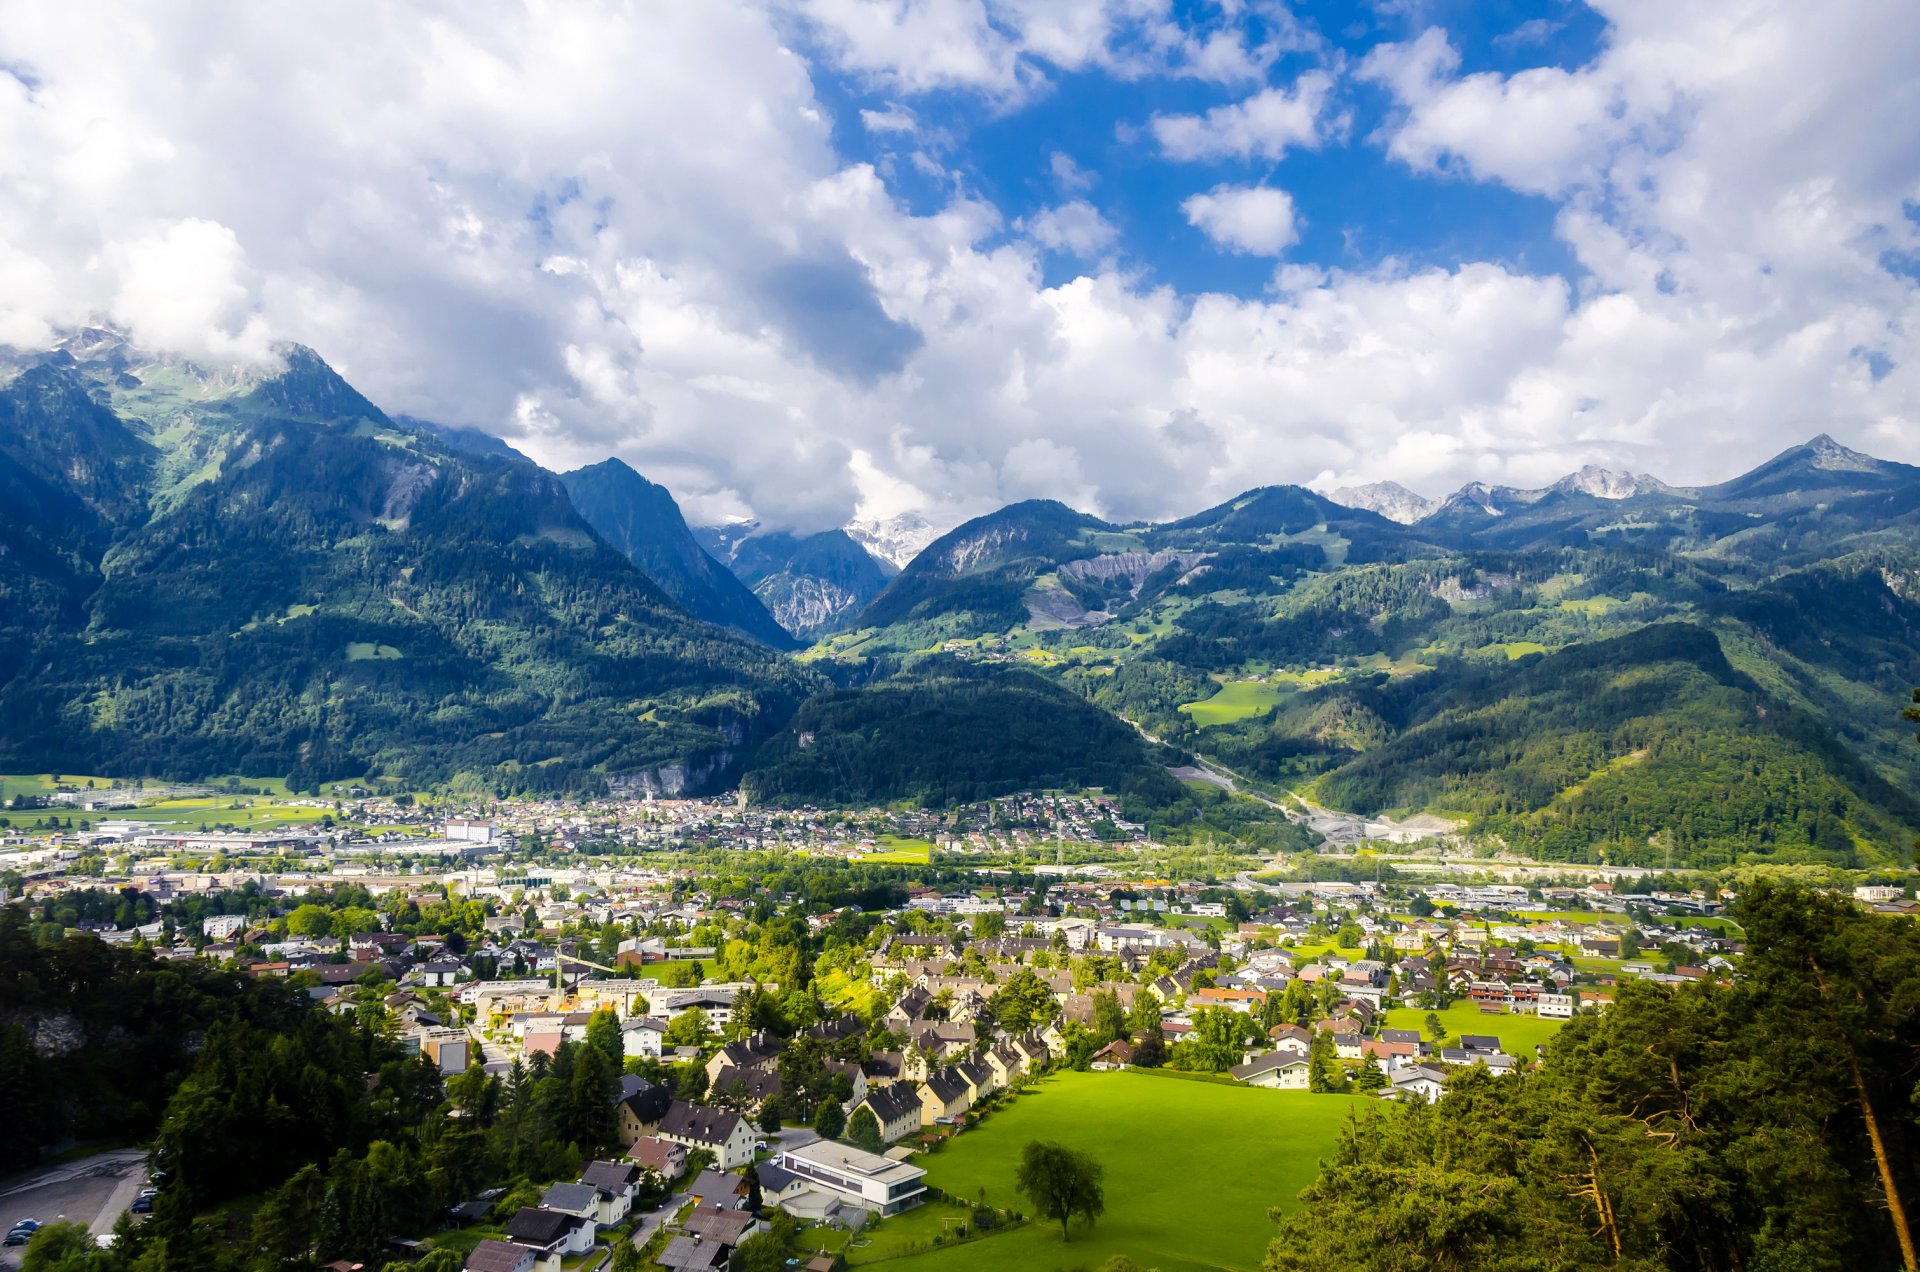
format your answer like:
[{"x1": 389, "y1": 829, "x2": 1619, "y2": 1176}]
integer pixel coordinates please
[
  {"x1": 846, "y1": 511, "x2": 938, "y2": 571},
  {"x1": 1324, "y1": 481, "x2": 1437, "y2": 525},
  {"x1": 1551, "y1": 465, "x2": 1663, "y2": 500},
  {"x1": 698, "y1": 527, "x2": 895, "y2": 640}
]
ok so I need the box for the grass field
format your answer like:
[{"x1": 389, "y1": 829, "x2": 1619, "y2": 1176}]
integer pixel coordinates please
[
  {"x1": 864, "y1": 835, "x2": 935, "y2": 864},
  {"x1": 1180, "y1": 679, "x2": 1287, "y2": 727},
  {"x1": 871, "y1": 1071, "x2": 1367, "y2": 1272},
  {"x1": 1383, "y1": 1003, "x2": 1567, "y2": 1056}
]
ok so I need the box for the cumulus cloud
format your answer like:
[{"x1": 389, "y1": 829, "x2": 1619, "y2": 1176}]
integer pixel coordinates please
[
  {"x1": 1149, "y1": 70, "x2": 1336, "y2": 161},
  {"x1": 1020, "y1": 200, "x2": 1120, "y2": 257},
  {"x1": 0, "y1": 0, "x2": 1916, "y2": 536},
  {"x1": 1182, "y1": 184, "x2": 1298, "y2": 255}
]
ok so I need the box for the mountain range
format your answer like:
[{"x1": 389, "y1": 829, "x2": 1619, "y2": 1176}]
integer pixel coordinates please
[{"x1": 5, "y1": 329, "x2": 1920, "y2": 867}]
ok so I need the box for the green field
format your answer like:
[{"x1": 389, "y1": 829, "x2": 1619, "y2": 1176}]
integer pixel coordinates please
[
  {"x1": 1382, "y1": 1003, "x2": 1567, "y2": 1056},
  {"x1": 870, "y1": 1071, "x2": 1367, "y2": 1272},
  {"x1": 1180, "y1": 679, "x2": 1287, "y2": 727},
  {"x1": 864, "y1": 835, "x2": 935, "y2": 864}
]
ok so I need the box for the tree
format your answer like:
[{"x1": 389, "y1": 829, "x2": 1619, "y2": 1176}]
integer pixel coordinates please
[
  {"x1": 812, "y1": 1098, "x2": 845, "y2": 1140},
  {"x1": 1307, "y1": 1030, "x2": 1345, "y2": 1093},
  {"x1": 1015, "y1": 1140, "x2": 1106, "y2": 1242},
  {"x1": 663, "y1": 1007, "x2": 711, "y2": 1049},
  {"x1": 1423, "y1": 1012, "x2": 1445, "y2": 1043},
  {"x1": 1183, "y1": 1008, "x2": 1247, "y2": 1073},
  {"x1": 21, "y1": 1222, "x2": 97, "y2": 1272},
  {"x1": 584, "y1": 1008, "x2": 624, "y2": 1071},
  {"x1": 846, "y1": 1105, "x2": 884, "y2": 1154},
  {"x1": 287, "y1": 904, "x2": 333, "y2": 938},
  {"x1": 1131, "y1": 1022, "x2": 1166, "y2": 1069},
  {"x1": 1090, "y1": 990, "x2": 1127, "y2": 1047}
]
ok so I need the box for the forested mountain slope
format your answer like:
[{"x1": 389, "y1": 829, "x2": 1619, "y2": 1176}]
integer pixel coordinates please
[{"x1": 0, "y1": 336, "x2": 815, "y2": 793}]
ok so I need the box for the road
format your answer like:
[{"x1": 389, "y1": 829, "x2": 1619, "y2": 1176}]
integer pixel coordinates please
[{"x1": 0, "y1": 1150, "x2": 147, "y2": 1267}]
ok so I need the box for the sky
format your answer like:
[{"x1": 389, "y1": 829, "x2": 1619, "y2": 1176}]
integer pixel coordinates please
[{"x1": 1, "y1": 0, "x2": 1918, "y2": 534}]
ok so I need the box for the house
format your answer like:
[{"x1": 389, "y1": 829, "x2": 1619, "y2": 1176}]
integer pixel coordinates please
[
  {"x1": 615, "y1": 1081, "x2": 673, "y2": 1147},
  {"x1": 656, "y1": 1236, "x2": 726, "y2": 1272},
  {"x1": 502, "y1": 1208, "x2": 592, "y2": 1266},
  {"x1": 853, "y1": 1085, "x2": 923, "y2": 1144},
  {"x1": 1088, "y1": 1039, "x2": 1136, "y2": 1071},
  {"x1": 463, "y1": 1240, "x2": 535, "y2": 1272},
  {"x1": 658, "y1": 1103, "x2": 757, "y2": 1169},
  {"x1": 538, "y1": 1183, "x2": 604, "y2": 1227},
  {"x1": 1386, "y1": 1065, "x2": 1449, "y2": 1102},
  {"x1": 752, "y1": 1162, "x2": 808, "y2": 1208},
  {"x1": 682, "y1": 1204, "x2": 762, "y2": 1245},
  {"x1": 576, "y1": 1161, "x2": 643, "y2": 1224},
  {"x1": 1231, "y1": 1051, "x2": 1311, "y2": 1090},
  {"x1": 621, "y1": 1017, "x2": 667, "y2": 1059},
  {"x1": 1268, "y1": 1023, "x2": 1312, "y2": 1056},
  {"x1": 627, "y1": 1135, "x2": 687, "y2": 1179},
  {"x1": 775, "y1": 1140, "x2": 928, "y2": 1215},
  {"x1": 705, "y1": 1032, "x2": 782, "y2": 1085},
  {"x1": 953, "y1": 1058, "x2": 995, "y2": 1104},
  {"x1": 686, "y1": 1169, "x2": 750, "y2": 1210},
  {"x1": 1537, "y1": 992, "x2": 1575, "y2": 1019},
  {"x1": 917, "y1": 1070, "x2": 971, "y2": 1126}
]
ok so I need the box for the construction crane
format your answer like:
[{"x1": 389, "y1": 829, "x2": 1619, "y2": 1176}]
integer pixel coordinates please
[{"x1": 551, "y1": 949, "x2": 630, "y2": 1006}]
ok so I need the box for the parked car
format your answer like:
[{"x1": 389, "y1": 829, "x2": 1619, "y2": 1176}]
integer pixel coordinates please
[
  {"x1": 130, "y1": 1196, "x2": 153, "y2": 1215},
  {"x1": 5, "y1": 1220, "x2": 41, "y2": 1246}
]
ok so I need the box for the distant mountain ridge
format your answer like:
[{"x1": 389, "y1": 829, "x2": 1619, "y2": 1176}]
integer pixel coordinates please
[
  {"x1": 702, "y1": 526, "x2": 895, "y2": 640},
  {"x1": 560, "y1": 458, "x2": 798, "y2": 650}
]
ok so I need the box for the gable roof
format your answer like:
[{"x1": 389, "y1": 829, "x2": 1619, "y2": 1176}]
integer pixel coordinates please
[
  {"x1": 464, "y1": 1240, "x2": 532, "y2": 1272},
  {"x1": 861, "y1": 1083, "x2": 922, "y2": 1126},
  {"x1": 579, "y1": 1160, "x2": 641, "y2": 1193},
  {"x1": 540, "y1": 1182, "x2": 599, "y2": 1213},
  {"x1": 503, "y1": 1208, "x2": 581, "y2": 1247},
  {"x1": 660, "y1": 1103, "x2": 746, "y2": 1146}
]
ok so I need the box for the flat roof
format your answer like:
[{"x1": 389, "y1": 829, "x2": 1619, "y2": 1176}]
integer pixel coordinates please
[{"x1": 781, "y1": 1139, "x2": 925, "y2": 1186}]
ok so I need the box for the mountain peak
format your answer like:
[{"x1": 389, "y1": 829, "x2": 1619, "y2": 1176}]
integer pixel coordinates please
[
  {"x1": 1804, "y1": 433, "x2": 1877, "y2": 471},
  {"x1": 1551, "y1": 464, "x2": 1662, "y2": 500},
  {"x1": 846, "y1": 511, "x2": 938, "y2": 570},
  {"x1": 1324, "y1": 480, "x2": 1436, "y2": 524}
]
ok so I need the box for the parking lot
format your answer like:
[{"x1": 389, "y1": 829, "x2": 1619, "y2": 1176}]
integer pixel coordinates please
[{"x1": 0, "y1": 1151, "x2": 148, "y2": 1269}]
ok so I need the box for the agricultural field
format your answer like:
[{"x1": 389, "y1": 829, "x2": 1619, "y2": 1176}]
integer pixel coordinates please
[
  {"x1": 866, "y1": 1071, "x2": 1368, "y2": 1272},
  {"x1": 1382, "y1": 1003, "x2": 1569, "y2": 1056},
  {"x1": 1179, "y1": 679, "x2": 1287, "y2": 727},
  {"x1": 863, "y1": 835, "x2": 935, "y2": 864}
]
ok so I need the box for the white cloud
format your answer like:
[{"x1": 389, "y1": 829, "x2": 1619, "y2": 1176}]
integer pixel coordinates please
[
  {"x1": 1020, "y1": 200, "x2": 1120, "y2": 257},
  {"x1": 1182, "y1": 184, "x2": 1298, "y2": 255},
  {"x1": 860, "y1": 103, "x2": 919, "y2": 133},
  {"x1": 1049, "y1": 149, "x2": 1094, "y2": 192},
  {"x1": 0, "y1": 0, "x2": 1916, "y2": 537},
  {"x1": 1149, "y1": 71, "x2": 1335, "y2": 161}
]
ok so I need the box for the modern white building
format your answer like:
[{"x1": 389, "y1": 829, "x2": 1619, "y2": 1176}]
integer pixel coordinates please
[
  {"x1": 775, "y1": 1140, "x2": 927, "y2": 1215},
  {"x1": 1537, "y1": 992, "x2": 1576, "y2": 1019}
]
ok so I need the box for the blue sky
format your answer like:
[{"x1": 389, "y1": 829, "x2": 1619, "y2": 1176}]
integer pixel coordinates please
[
  {"x1": 814, "y1": 0, "x2": 1608, "y2": 293},
  {"x1": 2, "y1": 1, "x2": 1917, "y2": 531}
]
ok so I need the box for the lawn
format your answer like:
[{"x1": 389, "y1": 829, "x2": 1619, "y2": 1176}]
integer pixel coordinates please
[
  {"x1": 872, "y1": 1070, "x2": 1368, "y2": 1272},
  {"x1": 1179, "y1": 679, "x2": 1286, "y2": 728},
  {"x1": 1383, "y1": 1003, "x2": 1567, "y2": 1056}
]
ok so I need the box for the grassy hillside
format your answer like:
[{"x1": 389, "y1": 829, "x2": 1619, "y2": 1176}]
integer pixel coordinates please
[{"x1": 877, "y1": 1071, "x2": 1368, "y2": 1272}]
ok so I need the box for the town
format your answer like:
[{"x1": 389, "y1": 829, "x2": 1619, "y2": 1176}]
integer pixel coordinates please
[{"x1": 6, "y1": 778, "x2": 1912, "y2": 1272}]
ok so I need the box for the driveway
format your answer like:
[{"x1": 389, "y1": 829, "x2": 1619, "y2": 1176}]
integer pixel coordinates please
[{"x1": 0, "y1": 1151, "x2": 147, "y2": 1269}]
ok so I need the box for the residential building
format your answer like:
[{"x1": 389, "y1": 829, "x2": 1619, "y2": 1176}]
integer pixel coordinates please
[{"x1": 774, "y1": 1140, "x2": 928, "y2": 1216}]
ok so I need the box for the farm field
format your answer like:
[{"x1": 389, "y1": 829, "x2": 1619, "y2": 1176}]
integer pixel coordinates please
[
  {"x1": 860, "y1": 835, "x2": 936, "y2": 863},
  {"x1": 1382, "y1": 1003, "x2": 1568, "y2": 1056},
  {"x1": 1180, "y1": 678, "x2": 1286, "y2": 727},
  {"x1": 867, "y1": 1071, "x2": 1367, "y2": 1272}
]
